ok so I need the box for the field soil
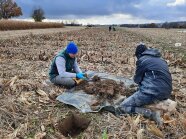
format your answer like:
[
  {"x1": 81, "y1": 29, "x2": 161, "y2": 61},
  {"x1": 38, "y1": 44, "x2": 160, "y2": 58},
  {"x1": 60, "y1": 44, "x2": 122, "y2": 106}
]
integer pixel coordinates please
[{"x1": 0, "y1": 27, "x2": 186, "y2": 138}]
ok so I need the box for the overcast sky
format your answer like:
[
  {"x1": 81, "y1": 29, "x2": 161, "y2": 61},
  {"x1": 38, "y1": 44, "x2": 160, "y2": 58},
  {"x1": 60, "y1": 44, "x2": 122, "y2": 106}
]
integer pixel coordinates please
[{"x1": 16, "y1": 0, "x2": 186, "y2": 25}]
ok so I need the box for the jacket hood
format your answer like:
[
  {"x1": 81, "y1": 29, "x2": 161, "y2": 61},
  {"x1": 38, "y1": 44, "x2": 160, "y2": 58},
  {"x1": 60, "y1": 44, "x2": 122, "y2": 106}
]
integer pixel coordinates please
[{"x1": 141, "y1": 48, "x2": 161, "y2": 57}]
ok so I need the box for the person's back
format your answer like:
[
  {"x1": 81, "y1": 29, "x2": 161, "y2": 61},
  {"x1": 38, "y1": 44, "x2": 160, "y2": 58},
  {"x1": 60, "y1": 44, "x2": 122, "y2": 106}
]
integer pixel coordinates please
[
  {"x1": 116, "y1": 44, "x2": 172, "y2": 125},
  {"x1": 134, "y1": 48, "x2": 172, "y2": 100}
]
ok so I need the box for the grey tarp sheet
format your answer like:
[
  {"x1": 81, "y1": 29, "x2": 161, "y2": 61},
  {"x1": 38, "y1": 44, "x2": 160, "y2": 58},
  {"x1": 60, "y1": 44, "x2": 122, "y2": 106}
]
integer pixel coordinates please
[{"x1": 56, "y1": 71, "x2": 136, "y2": 113}]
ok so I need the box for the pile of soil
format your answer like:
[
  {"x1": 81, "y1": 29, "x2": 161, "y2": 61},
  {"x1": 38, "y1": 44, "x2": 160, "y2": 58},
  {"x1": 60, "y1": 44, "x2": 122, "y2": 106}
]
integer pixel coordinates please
[{"x1": 75, "y1": 76, "x2": 134, "y2": 102}]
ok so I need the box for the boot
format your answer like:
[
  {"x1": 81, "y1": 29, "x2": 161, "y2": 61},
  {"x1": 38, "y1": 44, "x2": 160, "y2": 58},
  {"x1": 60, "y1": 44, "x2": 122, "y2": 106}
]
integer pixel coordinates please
[
  {"x1": 102, "y1": 105, "x2": 126, "y2": 116},
  {"x1": 115, "y1": 106, "x2": 127, "y2": 116},
  {"x1": 151, "y1": 111, "x2": 163, "y2": 126},
  {"x1": 134, "y1": 107, "x2": 163, "y2": 125},
  {"x1": 102, "y1": 105, "x2": 116, "y2": 115}
]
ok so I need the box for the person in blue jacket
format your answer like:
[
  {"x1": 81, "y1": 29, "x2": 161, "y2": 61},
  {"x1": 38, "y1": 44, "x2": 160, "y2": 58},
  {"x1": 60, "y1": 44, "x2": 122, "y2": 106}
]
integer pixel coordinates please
[
  {"x1": 49, "y1": 42, "x2": 86, "y2": 88},
  {"x1": 117, "y1": 44, "x2": 172, "y2": 125}
]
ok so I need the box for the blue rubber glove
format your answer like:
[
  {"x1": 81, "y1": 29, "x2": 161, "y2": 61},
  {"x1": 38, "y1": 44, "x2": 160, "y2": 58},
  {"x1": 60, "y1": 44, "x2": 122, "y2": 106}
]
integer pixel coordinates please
[{"x1": 76, "y1": 73, "x2": 85, "y2": 79}]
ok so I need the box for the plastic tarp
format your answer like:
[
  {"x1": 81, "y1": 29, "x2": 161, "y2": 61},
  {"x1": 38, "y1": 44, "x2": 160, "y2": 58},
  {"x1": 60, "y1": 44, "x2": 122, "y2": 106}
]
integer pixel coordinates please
[{"x1": 56, "y1": 71, "x2": 136, "y2": 113}]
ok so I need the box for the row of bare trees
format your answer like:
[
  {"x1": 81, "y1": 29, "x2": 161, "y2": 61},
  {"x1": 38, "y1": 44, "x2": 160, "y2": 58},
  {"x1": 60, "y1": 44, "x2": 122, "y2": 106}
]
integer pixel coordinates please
[
  {"x1": 120, "y1": 22, "x2": 186, "y2": 29},
  {"x1": 0, "y1": 0, "x2": 45, "y2": 22}
]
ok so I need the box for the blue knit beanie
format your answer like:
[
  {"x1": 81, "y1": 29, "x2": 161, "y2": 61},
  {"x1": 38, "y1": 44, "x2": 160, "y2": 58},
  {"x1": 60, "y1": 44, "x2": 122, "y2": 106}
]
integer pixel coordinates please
[
  {"x1": 66, "y1": 42, "x2": 78, "y2": 54},
  {"x1": 135, "y1": 44, "x2": 147, "y2": 59}
]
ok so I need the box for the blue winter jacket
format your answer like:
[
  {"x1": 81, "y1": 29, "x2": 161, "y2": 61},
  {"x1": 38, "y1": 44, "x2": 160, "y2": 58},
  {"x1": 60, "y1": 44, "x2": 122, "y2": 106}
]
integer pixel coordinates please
[{"x1": 134, "y1": 48, "x2": 172, "y2": 100}]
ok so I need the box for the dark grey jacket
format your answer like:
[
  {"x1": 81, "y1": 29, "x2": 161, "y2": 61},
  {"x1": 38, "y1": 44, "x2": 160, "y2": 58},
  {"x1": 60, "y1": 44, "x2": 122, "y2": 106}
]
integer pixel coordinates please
[{"x1": 134, "y1": 48, "x2": 172, "y2": 100}]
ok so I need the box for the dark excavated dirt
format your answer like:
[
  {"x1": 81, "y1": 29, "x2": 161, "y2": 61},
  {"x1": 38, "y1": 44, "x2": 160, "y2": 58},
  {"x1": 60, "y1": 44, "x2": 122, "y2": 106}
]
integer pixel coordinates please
[
  {"x1": 57, "y1": 113, "x2": 91, "y2": 137},
  {"x1": 75, "y1": 76, "x2": 136, "y2": 105}
]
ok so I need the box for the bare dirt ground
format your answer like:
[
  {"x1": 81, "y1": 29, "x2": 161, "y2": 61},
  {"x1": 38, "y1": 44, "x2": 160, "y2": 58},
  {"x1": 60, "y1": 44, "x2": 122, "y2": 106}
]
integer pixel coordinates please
[
  {"x1": 0, "y1": 27, "x2": 186, "y2": 138},
  {"x1": 124, "y1": 28, "x2": 186, "y2": 49}
]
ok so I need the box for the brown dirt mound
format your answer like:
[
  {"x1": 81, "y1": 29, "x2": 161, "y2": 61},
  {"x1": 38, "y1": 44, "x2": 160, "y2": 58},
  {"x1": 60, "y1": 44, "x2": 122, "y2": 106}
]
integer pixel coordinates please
[{"x1": 75, "y1": 76, "x2": 135, "y2": 104}]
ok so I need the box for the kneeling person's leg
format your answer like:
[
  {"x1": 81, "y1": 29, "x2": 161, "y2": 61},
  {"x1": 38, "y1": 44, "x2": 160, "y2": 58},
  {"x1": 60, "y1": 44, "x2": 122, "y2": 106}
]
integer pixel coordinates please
[
  {"x1": 118, "y1": 91, "x2": 162, "y2": 125},
  {"x1": 120, "y1": 91, "x2": 156, "y2": 113},
  {"x1": 51, "y1": 76, "x2": 75, "y2": 88}
]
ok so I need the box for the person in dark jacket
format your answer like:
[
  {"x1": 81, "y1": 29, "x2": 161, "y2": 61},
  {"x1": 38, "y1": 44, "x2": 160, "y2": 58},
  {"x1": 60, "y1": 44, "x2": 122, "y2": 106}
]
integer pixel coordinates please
[
  {"x1": 117, "y1": 44, "x2": 172, "y2": 125},
  {"x1": 109, "y1": 26, "x2": 112, "y2": 31},
  {"x1": 49, "y1": 42, "x2": 86, "y2": 88}
]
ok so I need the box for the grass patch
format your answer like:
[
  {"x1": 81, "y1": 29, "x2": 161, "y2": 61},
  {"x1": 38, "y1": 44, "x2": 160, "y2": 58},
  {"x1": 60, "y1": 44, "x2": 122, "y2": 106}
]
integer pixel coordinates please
[{"x1": 102, "y1": 129, "x2": 108, "y2": 139}]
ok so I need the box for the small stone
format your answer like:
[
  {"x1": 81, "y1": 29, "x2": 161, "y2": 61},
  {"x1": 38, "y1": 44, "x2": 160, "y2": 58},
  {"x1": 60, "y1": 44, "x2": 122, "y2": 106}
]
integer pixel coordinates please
[{"x1": 41, "y1": 125, "x2": 45, "y2": 132}]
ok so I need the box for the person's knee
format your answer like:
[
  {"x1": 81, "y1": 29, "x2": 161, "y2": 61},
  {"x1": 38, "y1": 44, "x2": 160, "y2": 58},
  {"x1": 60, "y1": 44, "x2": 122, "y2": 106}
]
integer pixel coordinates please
[
  {"x1": 63, "y1": 78, "x2": 75, "y2": 87},
  {"x1": 120, "y1": 96, "x2": 134, "y2": 107},
  {"x1": 50, "y1": 78, "x2": 57, "y2": 84},
  {"x1": 51, "y1": 77, "x2": 75, "y2": 88},
  {"x1": 120, "y1": 100, "x2": 127, "y2": 107}
]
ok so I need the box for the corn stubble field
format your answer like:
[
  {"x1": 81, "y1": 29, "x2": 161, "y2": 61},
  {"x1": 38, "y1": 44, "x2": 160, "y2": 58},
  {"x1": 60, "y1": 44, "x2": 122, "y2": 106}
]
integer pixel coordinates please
[
  {"x1": 0, "y1": 27, "x2": 186, "y2": 139},
  {"x1": 0, "y1": 20, "x2": 64, "y2": 31}
]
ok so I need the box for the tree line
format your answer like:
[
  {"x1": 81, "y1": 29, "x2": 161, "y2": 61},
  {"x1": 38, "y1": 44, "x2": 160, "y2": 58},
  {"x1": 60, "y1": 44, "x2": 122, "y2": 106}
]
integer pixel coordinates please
[
  {"x1": 120, "y1": 22, "x2": 186, "y2": 29},
  {"x1": 1, "y1": 0, "x2": 186, "y2": 27},
  {"x1": 0, "y1": 0, "x2": 45, "y2": 22}
]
